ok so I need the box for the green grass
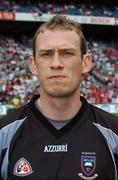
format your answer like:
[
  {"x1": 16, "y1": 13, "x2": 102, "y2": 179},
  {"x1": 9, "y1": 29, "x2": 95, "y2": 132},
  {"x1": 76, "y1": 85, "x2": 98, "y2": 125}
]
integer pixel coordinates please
[{"x1": 114, "y1": 114, "x2": 118, "y2": 117}]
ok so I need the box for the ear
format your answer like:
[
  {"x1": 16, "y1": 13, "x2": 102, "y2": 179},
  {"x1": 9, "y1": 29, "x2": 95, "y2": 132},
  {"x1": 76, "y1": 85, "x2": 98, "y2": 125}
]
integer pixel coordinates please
[
  {"x1": 28, "y1": 56, "x2": 38, "y2": 75},
  {"x1": 82, "y1": 53, "x2": 92, "y2": 74}
]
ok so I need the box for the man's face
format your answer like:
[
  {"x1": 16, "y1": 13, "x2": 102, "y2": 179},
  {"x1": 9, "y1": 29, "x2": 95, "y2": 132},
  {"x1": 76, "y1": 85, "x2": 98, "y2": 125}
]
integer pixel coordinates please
[{"x1": 30, "y1": 30, "x2": 91, "y2": 98}]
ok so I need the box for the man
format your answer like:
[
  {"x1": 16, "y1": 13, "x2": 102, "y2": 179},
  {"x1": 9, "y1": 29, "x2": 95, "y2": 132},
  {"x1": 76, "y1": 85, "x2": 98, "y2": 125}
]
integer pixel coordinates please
[{"x1": 0, "y1": 15, "x2": 118, "y2": 180}]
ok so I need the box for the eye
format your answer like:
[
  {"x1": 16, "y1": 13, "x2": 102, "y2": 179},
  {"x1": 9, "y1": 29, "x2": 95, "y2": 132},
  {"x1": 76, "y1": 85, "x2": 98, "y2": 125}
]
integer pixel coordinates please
[
  {"x1": 63, "y1": 51, "x2": 74, "y2": 57},
  {"x1": 41, "y1": 52, "x2": 51, "y2": 57},
  {"x1": 66, "y1": 52, "x2": 74, "y2": 55}
]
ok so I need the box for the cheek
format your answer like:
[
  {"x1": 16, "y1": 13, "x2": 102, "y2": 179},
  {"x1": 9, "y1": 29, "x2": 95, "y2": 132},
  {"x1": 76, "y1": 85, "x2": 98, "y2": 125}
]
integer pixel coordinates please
[
  {"x1": 69, "y1": 64, "x2": 82, "y2": 85},
  {"x1": 36, "y1": 62, "x2": 46, "y2": 74},
  {"x1": 34, "y1": 65, "x2": 43, "y2": 81},
  {"x1": 71, "y1": 63, "x2": 82, "y2": 76},
  {"x1": 36, "y1": 64, "x2": 49, "y2": 84}
]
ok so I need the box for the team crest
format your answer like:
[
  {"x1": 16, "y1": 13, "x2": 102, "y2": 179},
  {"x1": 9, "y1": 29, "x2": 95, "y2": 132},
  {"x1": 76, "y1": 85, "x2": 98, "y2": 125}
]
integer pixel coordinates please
[
  {"x1": 13, "y1": 158, "x2": 33, "y2": 176},
  {"x1": 78, "y1": 154, "x2": 98, "y2": 179},
  {"x1": 81, "y1": 155, "x2": 96, "y2": 175}
]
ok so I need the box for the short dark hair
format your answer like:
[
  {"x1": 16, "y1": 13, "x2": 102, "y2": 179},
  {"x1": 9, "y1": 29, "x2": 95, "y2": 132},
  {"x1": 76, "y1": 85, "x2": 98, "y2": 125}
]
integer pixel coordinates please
[{"x1": 33, "y1": 15, "x2": 87, "y2": 58}]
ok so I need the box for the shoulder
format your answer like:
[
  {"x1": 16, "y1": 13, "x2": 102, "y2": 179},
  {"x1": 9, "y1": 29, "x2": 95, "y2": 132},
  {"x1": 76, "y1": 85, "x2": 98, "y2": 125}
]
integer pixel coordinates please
[
  {"x1": 0, "y1": 104, "x2": 30, "y2": 160},
  {"x1": 91, "y1": 103, "x2": 118, "y2": 121},
  {"x1": 0, "y1": 95, "x2": 39, "y2": 130},
  {"x1": 90, "y1": 103, "x2": 118, "y2": 135},
  {"x1": 0, "y1": 104, "x2": 28, "y2": 131}
]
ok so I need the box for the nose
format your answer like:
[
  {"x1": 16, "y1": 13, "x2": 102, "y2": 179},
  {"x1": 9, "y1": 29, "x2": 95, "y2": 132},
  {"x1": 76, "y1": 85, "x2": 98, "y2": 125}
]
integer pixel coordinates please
[{"x1": 50, "y1": 53, "x2": 64, "y2": 70}]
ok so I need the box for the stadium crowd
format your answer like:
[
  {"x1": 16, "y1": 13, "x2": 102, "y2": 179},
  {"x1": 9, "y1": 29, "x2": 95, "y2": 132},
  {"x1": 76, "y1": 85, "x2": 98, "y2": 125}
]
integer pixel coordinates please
[
  {"x1": 0, "y1": 35, "x2": 39, "y2": 109},
  {"x1": 81, "y1": 40, "x2": 118, "y2": 104},
  {"x1": 0, "y1": 35, "x2": 118, "y2": 108},
  {"x1": 0, "y1": 0, "x2": 118, "y2": 17}
]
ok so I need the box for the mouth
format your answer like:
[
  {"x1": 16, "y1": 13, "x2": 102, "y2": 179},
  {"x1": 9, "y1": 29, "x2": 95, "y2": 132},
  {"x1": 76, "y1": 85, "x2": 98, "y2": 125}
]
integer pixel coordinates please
[{"x1": 48, "y1": 75, "x2": 66, "y2": 80}]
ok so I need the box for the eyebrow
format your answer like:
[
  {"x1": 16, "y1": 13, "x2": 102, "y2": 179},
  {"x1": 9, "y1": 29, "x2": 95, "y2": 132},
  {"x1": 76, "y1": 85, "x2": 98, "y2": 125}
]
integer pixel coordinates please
[{"x1": 38, "y1": 48, "x2": 77, "y2": 52}]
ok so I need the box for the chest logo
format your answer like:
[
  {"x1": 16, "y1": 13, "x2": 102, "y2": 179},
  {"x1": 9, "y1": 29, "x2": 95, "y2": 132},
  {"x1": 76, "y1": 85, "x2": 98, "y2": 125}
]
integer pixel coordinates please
[
  {"x1": 13, "y1": 158, "x2": 33, "y2": 176},
  {"x1": 78, "y1": 154, "x2": 98, "y2": 179}
]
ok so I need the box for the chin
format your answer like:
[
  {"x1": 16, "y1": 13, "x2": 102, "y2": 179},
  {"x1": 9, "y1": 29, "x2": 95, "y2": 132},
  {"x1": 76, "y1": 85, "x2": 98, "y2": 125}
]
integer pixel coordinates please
[
  {"x1": 42, "y1": 84, "x2": 80, "y2": 98},
  {"x1": 46, "y1": 88, "x2": 77, "y2": 98}
]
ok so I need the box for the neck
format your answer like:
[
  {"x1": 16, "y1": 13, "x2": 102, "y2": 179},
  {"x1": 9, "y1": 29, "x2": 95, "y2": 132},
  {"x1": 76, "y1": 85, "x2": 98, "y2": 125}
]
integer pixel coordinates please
[{"x1": 38, "y1": 90, "x2": 82, "y2": 121}]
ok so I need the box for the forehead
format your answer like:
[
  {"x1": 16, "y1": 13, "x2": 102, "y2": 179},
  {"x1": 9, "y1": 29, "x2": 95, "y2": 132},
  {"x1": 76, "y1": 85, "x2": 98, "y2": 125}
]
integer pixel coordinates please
[{"x1": 36, "y1": 30, "x2": 81, "y2": 50}]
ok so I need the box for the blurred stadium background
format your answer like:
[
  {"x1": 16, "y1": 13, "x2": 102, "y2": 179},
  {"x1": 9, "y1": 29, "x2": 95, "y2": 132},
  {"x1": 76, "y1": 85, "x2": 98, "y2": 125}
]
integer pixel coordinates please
[{"x1": 0, "y1": 0, "x2": 118, "y2": 118}]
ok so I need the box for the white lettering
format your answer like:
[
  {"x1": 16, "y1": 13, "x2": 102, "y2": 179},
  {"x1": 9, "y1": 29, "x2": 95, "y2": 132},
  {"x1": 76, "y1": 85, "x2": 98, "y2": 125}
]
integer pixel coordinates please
[{"x1": 44, "y1": 144, "x2": 68, "y2": 152}]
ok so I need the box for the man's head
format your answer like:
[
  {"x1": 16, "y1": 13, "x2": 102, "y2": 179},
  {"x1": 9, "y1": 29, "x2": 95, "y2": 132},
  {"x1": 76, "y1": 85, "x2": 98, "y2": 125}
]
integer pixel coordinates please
[
  {"x1": 29, "y1": 15, "x2": 92, "y2": 98},
  {"x1": 33, "y1": 15, "x2": 87, "y2": 58}
]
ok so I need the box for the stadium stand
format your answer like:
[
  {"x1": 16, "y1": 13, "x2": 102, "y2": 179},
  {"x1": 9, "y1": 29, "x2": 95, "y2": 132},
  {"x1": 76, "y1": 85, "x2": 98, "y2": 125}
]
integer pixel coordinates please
[
  {"x1": 81, "y1": 40, "x2": 118, "y2": 104},
  {"x1": 0, "y1": 0, "x2": 118, "y2": 114},
  {"x1": 0, "y1": 0, "x2": 118, "y2": 17},
  {"x1": 0, "y1": 35, "x2": 39, "y2": 109}
]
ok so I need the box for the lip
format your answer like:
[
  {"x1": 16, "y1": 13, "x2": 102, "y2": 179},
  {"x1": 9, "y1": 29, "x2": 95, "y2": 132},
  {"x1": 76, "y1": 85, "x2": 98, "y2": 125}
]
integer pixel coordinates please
[{"x1": 48, "y1": 75, "x2": 66, "y2": 80}]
